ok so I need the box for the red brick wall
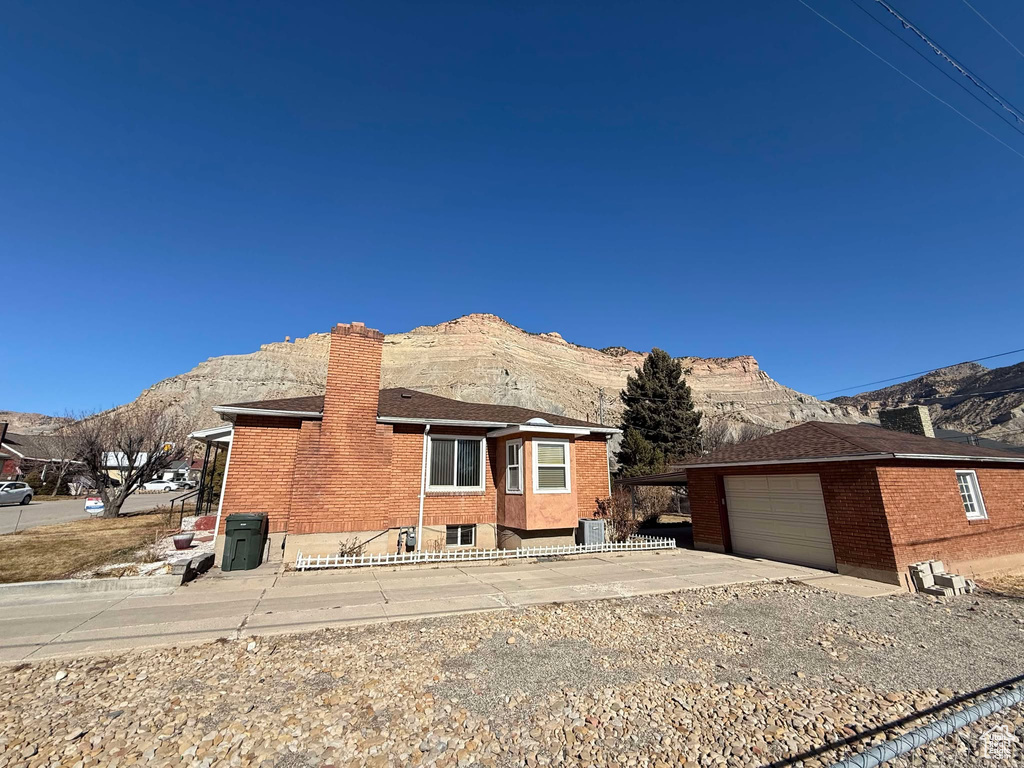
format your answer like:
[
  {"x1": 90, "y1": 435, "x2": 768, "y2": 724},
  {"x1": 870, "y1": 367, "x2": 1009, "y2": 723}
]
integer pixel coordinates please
[
  {"x1": 218, "y1": 415, "x2": 301, "y2": 533},
  {"x1": 574, "y1": 435, "x2": 611, "y2": 518},
  {"x1": 688, "y1": 461, "x2": 897, "y2": 574},
  {"x1": 879, "y1": 463, "x2": 1024, "y2": 571}
]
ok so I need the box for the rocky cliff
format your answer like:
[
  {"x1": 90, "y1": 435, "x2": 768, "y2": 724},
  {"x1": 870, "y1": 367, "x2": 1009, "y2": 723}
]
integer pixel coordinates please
[
  {"x1": 833, "y1": 361, "x2": 1024, "y2": 446},
  {"x1": 86, "y1": 314, "x2": 862, "y2": 433}
]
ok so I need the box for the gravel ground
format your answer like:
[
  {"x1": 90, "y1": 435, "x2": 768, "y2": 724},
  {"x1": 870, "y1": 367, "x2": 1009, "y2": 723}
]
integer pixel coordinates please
[{"x1": 1, "y1": 581, "x2": 1023, "y2": 767}]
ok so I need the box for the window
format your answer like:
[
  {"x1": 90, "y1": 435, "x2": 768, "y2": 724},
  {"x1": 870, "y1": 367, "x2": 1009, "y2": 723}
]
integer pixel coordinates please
[
  {"x1": 428, "y1": 436, "x2": 484, "y2": 491},
  {"x1": 533, "y1": 439, "x2": 570, "y2": 493},
  {"x1": 446, "y1": 524, "x2": 476, "y2": 546},
  {"x1": 506, "y1": 439, "x2": 522, "y2": 494},
  {"x1": 956, "y1": 470, "x2": 987, "y2": 520}
]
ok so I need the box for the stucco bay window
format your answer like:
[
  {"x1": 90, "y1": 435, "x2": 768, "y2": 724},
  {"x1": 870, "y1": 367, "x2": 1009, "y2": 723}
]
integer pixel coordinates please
[
  {"x1": 428, "y1": 435, "x2": 485, "y2": 491},
  {"x1": 533, "y1": 439, "x2": 570, "y2": 493}
]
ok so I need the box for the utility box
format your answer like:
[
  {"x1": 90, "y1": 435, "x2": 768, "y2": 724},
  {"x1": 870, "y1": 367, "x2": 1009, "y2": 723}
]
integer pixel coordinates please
[
  {"x1": 222, "y1": 513, "x2": 268, "y2": 572},
  {"x1": 577, "y1": 518, "x2": 606, "y2": 546}
]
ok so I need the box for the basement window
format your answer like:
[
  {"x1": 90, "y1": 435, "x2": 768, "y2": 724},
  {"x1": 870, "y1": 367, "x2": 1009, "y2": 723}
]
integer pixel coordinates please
[
  {"x1": 428, "y1": 436, "x2": 484, "y2": 491},
  {"x1": 446, "y1": 524, "x2": 476, "y2": 547},
  {"x1": 956, "y1": 470, "x2": 987, "y2": 520},
  {"x1": 533, "y1": 439, "x2": 570, "y2": 494}
]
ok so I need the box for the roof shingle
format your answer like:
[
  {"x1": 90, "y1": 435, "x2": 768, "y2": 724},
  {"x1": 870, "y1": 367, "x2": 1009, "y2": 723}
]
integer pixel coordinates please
[
  {"x1": 217, "y1": 388, "x2": 612, "y2": 430},
  {"x1": 684, "y1": 421, "x2": 1024, "y2": 466}
]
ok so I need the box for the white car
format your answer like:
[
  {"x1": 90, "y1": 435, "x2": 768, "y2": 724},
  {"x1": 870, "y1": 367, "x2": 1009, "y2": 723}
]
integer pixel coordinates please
[
  {"x1": 0, "y1": 482, "x2": 33, "y2": 506},
  {"x1": 142, "y1": 479, "x2": 177, "y2": 492}
]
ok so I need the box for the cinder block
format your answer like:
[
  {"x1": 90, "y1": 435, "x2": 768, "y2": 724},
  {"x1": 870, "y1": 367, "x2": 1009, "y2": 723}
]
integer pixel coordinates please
[
  {"x1": 923, "y1": 585, "x2": 955, "y2": 597},
  {"x1": 911, "y1": 570, "x2": 935, "y2": 590},
  {"x1": 933, "y1": 573, "x2": 967, "y2": 590},
  {"x1": 929, "y1": 561, "x2": 946, "y2": 575}
]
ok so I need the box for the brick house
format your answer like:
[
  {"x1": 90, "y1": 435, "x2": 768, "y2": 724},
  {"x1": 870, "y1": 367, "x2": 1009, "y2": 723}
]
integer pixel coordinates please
[
  {"x1": 670, "y1": 421, "x2": 1024, "y2": 588},
  {"x1": 207, "y1": 322, "x2": 618, "y2": 563}
]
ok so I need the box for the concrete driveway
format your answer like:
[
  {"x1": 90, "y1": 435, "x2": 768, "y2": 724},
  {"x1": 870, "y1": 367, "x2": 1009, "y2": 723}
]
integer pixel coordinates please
[
  {"x1": 0, "y1": 548, "x2": 895, "y2": 662},
  {"x1": 0, "y1": 492, "x2": 178, "y2": 535}
]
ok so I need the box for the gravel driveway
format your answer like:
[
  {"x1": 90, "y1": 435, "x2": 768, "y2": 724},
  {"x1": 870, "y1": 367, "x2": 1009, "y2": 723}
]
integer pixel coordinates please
[{"x1": 1, "y1": 581, "x2": 1022, "y2": 767}]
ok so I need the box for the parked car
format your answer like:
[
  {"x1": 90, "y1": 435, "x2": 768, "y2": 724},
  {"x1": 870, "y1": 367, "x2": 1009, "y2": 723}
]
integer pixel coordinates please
[
  {"x1": 0, "y1": 482, "x2": 33, "y2": 506},
  {"x1": 142, "y1": 479, "x2": 177, "y2": 492},
  {"x1": 173, "y1": 479, "x2": 197, "y2": 490}
]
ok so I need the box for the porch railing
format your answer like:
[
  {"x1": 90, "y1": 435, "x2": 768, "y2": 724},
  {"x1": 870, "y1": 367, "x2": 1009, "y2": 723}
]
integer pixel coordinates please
[{"x1": 295, "y1": 535, "x2": 676, "y2": 571}]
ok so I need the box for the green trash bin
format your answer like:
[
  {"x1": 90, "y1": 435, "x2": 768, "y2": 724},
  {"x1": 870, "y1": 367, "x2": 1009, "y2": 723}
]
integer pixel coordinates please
[{"x1": 222, "y1": 513, "x2": 267, "y2": 572}]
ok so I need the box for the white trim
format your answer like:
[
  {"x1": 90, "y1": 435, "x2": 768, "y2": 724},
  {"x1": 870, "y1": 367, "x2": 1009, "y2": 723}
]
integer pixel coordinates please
[
  {"x1": 488, "y1": 425, "x2": 591, "y2": 438},
  {"x1": 892, "y1": 452, "x2": 1024, "y2": 464},
  {"x1": 211, "y1": 429, "x2": 235, "y2": 559},
  {"x1": 213, "y1": 405, "x2": 322, "y2": 419},
  {"x1": 0, "y1": 443, "x2": 26, "y2": 459},
  {"x1": 380, "y1": 416, "x2": 506, "y2": 428},
  {"x1": 956, "y1": 469, "x2": 988, "y2": 520},
  {"x1": 533, "y1": 438, "x2": 571, "y2": 494},
  {"x1": 188, "y1": 425, "x2": 234, "y2": 443},
  {"x1": 505, "y1": 438, "x2": 523, "y2": 494},
  {"x1": 426, "y1": 434, "x2": 486, "y2": 493}
]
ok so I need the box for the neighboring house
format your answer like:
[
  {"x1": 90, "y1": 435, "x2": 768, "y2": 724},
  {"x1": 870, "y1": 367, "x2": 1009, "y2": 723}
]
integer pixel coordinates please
[
  {"x1": 639, "y1": 421, "x2": 1024, "y2": 588},
  {"x1": 102, "y1": 451, "x2": 149, "y2": 483},
  {"x1": 0, "y1": 431, "x2": 64, "y2": 481},
  {"x1": 209, "y1": 322, "x2": 619, "y2": 563}
]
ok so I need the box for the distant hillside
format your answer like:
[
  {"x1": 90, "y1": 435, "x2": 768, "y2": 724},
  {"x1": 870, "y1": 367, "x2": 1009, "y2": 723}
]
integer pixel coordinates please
[
  {"x1": 833, "y1": 361, "x2": 1024, "y2": 446},
  {"x1": 0, "y1": 411, "x2": 70, "y2": 435},
  {"x1": 3, "y1": 314, "x2": 864, "y2": 436}
]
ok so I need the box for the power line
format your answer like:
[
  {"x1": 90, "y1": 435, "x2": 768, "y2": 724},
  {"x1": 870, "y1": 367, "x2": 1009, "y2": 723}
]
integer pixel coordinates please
[
  {"x1": 959, "y1": 0, "x2": 1024, "y2": 62},
  {"x1": 849, "y1": 0, "x2": 1024, "y2": 140},
  {"x1": 874, "y1": 0, "x2": 1024, "y2": 124},
  {"x1": 815, "y1": 346, "x2": 1024, "y2": 396},
  {"x1": 794, "y1": 0, "x2": 1024, "y2": 161}
]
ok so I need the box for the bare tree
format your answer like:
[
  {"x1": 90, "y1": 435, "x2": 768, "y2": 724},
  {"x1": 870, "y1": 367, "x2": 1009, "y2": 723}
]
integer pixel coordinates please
[
  {"x1": 700, "y1": 415, "x2": 733, "y2": 454},
  {"x1": 41, "y1": 423, "x2": 81, "y2": 498},
  {"x1": 700, "y1": 415, "x2": 776, "y2": 454},
  {"x1": 735, "y1": 422, "x2": 775, "y2": 443},
  {"x1": 68, "y1": 408, "x2": 189, "y2": 518}
]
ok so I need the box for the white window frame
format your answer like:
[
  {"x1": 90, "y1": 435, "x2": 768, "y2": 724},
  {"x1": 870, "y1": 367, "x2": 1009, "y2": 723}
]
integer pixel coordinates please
[
  {"x1": 956, "y1": 470, "x2": 988, "y2": 520},
  {"x1": 426, "y1": 435, "x2": 486, "y2": 492},
  {"x1": 446, "y1": 524, "x2": 476, "y2": 547},
  {"x1": 532, "y1": 438, "x2": 571, "y2": 494},
  {"x1": 505, "y1": 439, "x2": 523, "y2": 494}
]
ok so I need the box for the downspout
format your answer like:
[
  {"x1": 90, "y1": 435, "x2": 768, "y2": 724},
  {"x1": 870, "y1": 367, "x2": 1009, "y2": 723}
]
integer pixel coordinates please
[{"x1": 416, "y1": 424, "x2": 431, "y2": 552}]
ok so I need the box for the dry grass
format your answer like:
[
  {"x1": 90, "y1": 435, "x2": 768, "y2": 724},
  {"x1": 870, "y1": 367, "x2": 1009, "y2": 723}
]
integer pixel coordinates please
[
  {"x1": 0, "y1": 512, "x2": 174, "y2": 584},
  {"x1": 976, "y1": 571, "x2": 1024, "y2": 599}
]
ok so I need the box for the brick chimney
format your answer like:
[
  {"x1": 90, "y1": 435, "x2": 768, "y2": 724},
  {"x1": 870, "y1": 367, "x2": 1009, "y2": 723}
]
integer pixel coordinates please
[
  {"x1": 322, "y1": 322, "x2": 385, "y2": 438},
  {"x1": 879, "y1": 405, "x2": 935, "y2": 438}
]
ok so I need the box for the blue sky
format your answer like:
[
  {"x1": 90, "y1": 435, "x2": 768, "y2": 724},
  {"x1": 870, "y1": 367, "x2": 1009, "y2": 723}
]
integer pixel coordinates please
[{"x1": 3, "y1": 0, "x2": 1024, "y2": 415}]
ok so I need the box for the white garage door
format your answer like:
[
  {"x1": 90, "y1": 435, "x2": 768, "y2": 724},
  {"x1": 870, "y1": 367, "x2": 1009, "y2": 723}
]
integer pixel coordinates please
[{"x1": 723, "y1": 474, "x2": 836, "y2": 571}]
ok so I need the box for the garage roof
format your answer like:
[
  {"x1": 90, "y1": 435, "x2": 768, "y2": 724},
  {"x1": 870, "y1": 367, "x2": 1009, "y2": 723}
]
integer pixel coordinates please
[{"x1": 682, "y1": 421, "x2": 1024, "y2": 469}]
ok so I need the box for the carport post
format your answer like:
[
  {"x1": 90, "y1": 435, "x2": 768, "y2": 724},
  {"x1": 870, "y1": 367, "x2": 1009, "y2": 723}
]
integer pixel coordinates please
[{"x1": 630, "y1": 485, "x2": 636, "y2": 517}]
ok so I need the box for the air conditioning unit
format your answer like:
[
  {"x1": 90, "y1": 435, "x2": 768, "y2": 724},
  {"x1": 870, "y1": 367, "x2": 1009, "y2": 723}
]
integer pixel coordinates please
[{"x1": 577, "y1": 518, "x2": 606, "y2": 546}]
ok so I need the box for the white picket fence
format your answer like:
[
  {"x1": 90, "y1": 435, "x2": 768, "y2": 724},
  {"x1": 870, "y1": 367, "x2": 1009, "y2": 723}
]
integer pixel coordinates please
[{"x1": 295, "y1": 534, "x2": 676, "y2": 571}]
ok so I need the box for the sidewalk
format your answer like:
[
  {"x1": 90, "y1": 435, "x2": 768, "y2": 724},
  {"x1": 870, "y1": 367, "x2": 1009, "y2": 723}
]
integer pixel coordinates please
[{"x1": 0, "y1": 549, "x2": 892, "y2": 662}]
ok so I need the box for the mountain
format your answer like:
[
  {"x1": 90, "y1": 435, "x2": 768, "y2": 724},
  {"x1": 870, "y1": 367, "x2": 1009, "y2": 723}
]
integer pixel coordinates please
[
  {"x1": 0, "y1": 411, "x2": 71, "y2": 435},
  {"x1": 833, "y1": 361, "x2": 1024, "y2": 446},
  {"x1": 5, "y1": 314, "x2": 864, "y2": 435}
]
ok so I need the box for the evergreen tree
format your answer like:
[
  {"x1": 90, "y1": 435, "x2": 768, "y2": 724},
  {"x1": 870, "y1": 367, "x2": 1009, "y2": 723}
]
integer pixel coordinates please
[
  {"x1": 616, "y1": 348, "x2": 702, "y2": 471},
  {"x1": 616, "y1": 428, "x2": 666, "y2": 478}
]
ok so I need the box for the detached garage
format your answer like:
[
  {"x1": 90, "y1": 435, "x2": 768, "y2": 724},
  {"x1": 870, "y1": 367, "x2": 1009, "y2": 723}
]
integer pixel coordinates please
[{"x1": 669, "y1": 421, "x2": 1024, "y2": 588}]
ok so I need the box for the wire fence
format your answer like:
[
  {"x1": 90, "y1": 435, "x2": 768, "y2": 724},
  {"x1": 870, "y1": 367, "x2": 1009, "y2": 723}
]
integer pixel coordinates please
[{"x1": 295, "y1": 534, "x2": 675, "y2": 570}]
